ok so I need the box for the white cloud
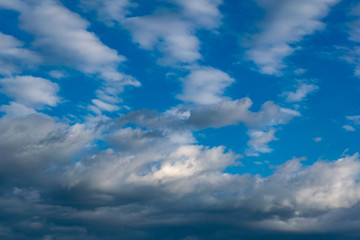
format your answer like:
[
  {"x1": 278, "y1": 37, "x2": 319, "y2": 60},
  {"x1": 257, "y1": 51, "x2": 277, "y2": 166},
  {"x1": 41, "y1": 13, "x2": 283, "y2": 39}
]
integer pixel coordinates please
[
  {"x1": 123, "y1": 0, "x2": 223, "y2": 65},
  {"x1": 0, "y1": 75, "x2": 60, "y2": 109},
  {"x1": 0, "y1": 32, "x2": 41, "y2": 75},
  {"x1": 343, "y1": 115, "x2": 360, "y2": 132},
  {"x1": 283, "y1": 82, "x2": 318, "y2": 102},
  {"x1": 125, "y1": 14, "x2": 201, "y2": 64},
  {"x1": 0, "y1": 0, "x2": 138, "y2": 85},
  {"x1": 48, "y1": 70, "x2": 66, "y2": 79},
  {"x1": 314, "y1": 137, "x2": 322, "y2": 142},
  {"x1": 343, "y1": 124, "x2": 356, "y2": 132},
  {"x1": 1, "y1": 112, "x2": 360, "y2": 237},
  {"x1": 80, "y1": 0, "x2": 132, "y2": 25},
  {"x1": 246, "y1": 0, "x2": 339, "y2": 75},
  {"x1": 0, "y1": 102, "x2": 37, "y2": 117},
  {"x1": 347, "y1": 115, "x2": 360, "y2": 125},
  {"x1": 91, "y1": 99, "x2": 119, "y2": 112},
  {"x1": 246, "y1": 128, "x2": 278, "y2": 156},
  {"x1": 177, "y1": 67, "x2": 234, "y2": 105},
  {"x1": 172, "y1": 0, "x2": 223, "y2": 28}
]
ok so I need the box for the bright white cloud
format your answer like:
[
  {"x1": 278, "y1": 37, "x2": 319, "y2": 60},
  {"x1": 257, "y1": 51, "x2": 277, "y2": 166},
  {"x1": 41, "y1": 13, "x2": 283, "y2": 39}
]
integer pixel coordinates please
[
  {"x1": 177, "y1": 67, "x2": 234, "y2": 105},
  {"x1": 0, "y1": 75, "x2": 60, "y2": 109},
  {"x1": 246, "y1": 0, "x2": 339, "y2": 75}
]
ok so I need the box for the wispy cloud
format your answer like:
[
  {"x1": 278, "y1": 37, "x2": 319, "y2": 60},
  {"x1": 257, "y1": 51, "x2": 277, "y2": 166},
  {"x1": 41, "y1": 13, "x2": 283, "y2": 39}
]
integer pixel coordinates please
[{"x1": 246, "y1": 0, "x2": 339, "y2": 75}]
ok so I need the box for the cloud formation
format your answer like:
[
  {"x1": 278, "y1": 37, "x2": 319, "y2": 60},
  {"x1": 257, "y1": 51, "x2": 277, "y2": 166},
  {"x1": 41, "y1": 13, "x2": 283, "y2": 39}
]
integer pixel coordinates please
[
  {"x1": 123, "y1": 0, "x2": 223, "y2": 64},
  {"x1": 1, "y1": 112, "x2": 360, "y2": 239},
  {"x1": 246, "y1": 0, "x2": 339, "y2": 75},
  {"x1": 0, "y1": 75, "x2": 60, "y2": 109},
  {"x1": 0, "y1": 32, "x2": 41, "y2": 75}
]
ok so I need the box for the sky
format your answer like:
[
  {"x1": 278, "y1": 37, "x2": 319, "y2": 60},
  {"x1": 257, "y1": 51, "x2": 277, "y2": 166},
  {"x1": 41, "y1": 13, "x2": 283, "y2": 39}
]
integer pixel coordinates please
[{"x1": 1, "y1": 0, "x2": 360, "y2": 239}]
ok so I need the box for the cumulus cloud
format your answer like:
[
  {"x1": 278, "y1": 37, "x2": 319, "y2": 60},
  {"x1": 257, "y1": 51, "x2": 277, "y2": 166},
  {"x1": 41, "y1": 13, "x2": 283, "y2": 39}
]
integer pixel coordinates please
[
  {"x1": 0, "y1": 75, "x2": 60, "y2": 109},
  {"x1": 177, "y1": 67, "x2": 234, "y2": 105},
  {"x1": 1, "y1": 114, "x2": 360, "y2": 239},
  {"x1": 246, "y1": 0, "x2": 339, "y2": 75}
]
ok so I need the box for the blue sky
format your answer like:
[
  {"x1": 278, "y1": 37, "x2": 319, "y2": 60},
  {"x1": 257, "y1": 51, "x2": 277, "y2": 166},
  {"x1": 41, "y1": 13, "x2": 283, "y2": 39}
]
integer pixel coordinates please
[{"x1": 1, "y1": 0, "x2": 360, "y2": 239}]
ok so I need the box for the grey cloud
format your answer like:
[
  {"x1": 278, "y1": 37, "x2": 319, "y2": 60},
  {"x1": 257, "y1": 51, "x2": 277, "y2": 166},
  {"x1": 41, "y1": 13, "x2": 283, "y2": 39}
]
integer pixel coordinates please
[
  {"x1": 0, "y1": 114, "x2": 93, "y2": 184},
  {"x1": 2, "y1": 123, "x2": 360, "y2": 239},
  {"x1": 118, "y1": 98, "x2": 299, "y2": 155}
]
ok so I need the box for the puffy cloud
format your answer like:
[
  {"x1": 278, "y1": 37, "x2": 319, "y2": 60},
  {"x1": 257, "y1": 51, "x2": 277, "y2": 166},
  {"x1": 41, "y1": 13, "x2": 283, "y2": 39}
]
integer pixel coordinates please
[
  {"x1": 0, "y1": 32, "x2": 41, "y2": 75},
  {"x1": 246, "y1": 0, "x2": 339, "y2": 75},
  {"x1": 177, "y1": 67, "x2": 234, "y2": 105},
  {"x1": 0, "y1": 75, "x2": 60, "y2": 109}
]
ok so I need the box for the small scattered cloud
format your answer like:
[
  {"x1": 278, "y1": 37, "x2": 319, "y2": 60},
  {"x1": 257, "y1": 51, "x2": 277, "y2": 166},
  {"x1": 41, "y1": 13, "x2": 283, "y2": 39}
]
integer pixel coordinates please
[
  {"x1": 343, "y1": 124, "x2": 356, "y2": 131},
  {"x1": 313, "y1": 137, "x2": 322, "y2": 142},
  {"x1": 283, "y1": 82, "x2": 318, "y2": 103}
]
